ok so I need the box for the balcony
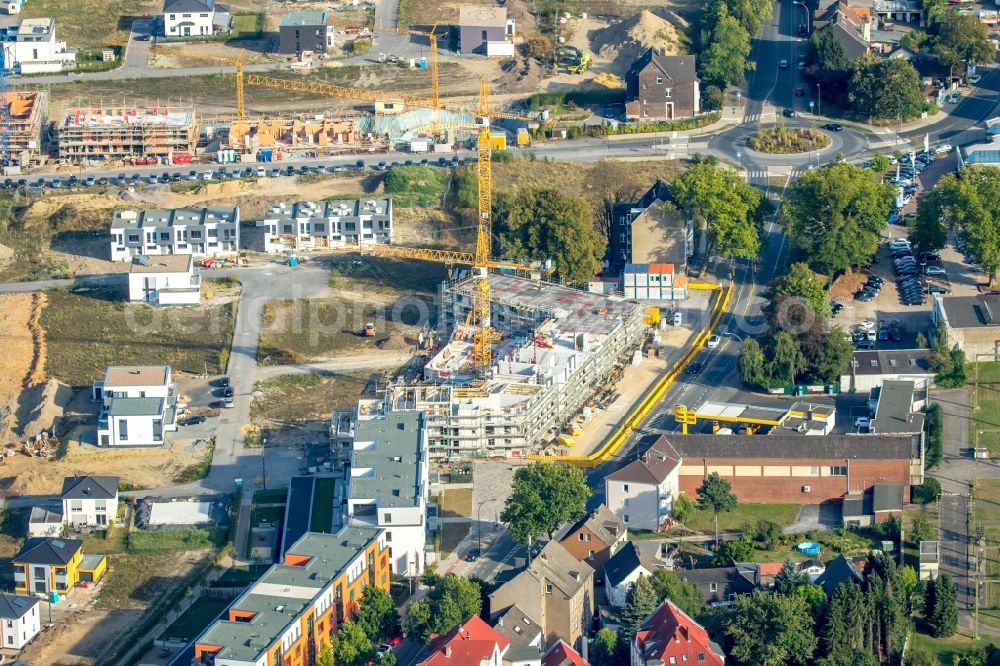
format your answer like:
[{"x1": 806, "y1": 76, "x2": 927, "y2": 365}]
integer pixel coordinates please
[{"x1": 13, "y1": 572, "x2": 25, "y2": 584}]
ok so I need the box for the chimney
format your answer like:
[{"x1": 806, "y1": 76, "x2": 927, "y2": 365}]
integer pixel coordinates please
[{"x1": 445, "y1": 646, "x2": 452, "y2": 657}]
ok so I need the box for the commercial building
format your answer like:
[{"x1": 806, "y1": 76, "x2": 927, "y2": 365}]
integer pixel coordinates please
[
  {"x1": 60, "y1": 475, "x2": 119, "y2": 529},
  {"x1": 1, "y1": 18, "x2": 76, "y2": 74},
  {"x1": 127, "y1": 254, "x2": 201, "y2": 306},
  {"x1": 840, "y1": 348, "x2": 933, "y2": 393},
  {"x1": 345, "y1": 411, "x2": 429, "y2": 576},
  {"x1": 0, "y1": 594, "x2": 40, "y2": 650},
  {"x1": 604, "y1": 441, "x2": 682, "y2": 532},
  {"x1": 163, "y1": 0, "x2": 228, "y2": 38},
  {"x1": 672, "y1": 433, "x2": 921, "y2": 503},
  {"x1": 458, "y1": 5, "x2": 515, "y2": 55},
  {"x1": 489, "y1": 541, "x2": 594, "y2": 655},
  {"x1": 92, "y1": 365, "x2": 178, "y2": 447},
  {"x1": 279, "y1": 11, "x2": 333, "y2": 55},
  {"x1": 366, "y1": 274, "x2": 646, "y2": 457},
  {"x1": 632, "y1": 600, "x2": 726, "y2": 666},
  {"x1": 558, "y1": 504, "x2": 627, "y2": 579},
  {"x1": 193, "y1": 527, "x2": 390, "y2": 666},
  {"x1": 13, "y1": 538, "x2": 106, "y2": 596},
  {"x1": 625, "y1": 48, "x2": 701, "y2": 121},
  {"x1": 253, "y1": 199, "x2": 392, "y2": 253},
  {"x1": 109, "y1": 206, "x2": 239, "y2": 261},
  {"x1": 867, "y1": 380, "x2": 925, "y2": 434},
  {"x1": 57, "y1": 103, "x2": 197, "y2": 164},
  {"x1": 932, "y1": 293, "x2": 1000, "y2": 360},
  {"x1": 0, "y1": 91, "x2": 45, "y2": 166}
]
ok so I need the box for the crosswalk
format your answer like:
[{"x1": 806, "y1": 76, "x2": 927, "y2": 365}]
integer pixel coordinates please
[
  {"x1": 744, "y1": 169, "x2": 809, "y2": 182},
  {"x1": 741, "y1": 112, "x2": 776, "y2": 124}
]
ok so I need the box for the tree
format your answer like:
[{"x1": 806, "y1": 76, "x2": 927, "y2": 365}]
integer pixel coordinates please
[
  {"x1": 696, "y1": 472, "x2": 737, "y2": 544},
  {"x1": 939, "y1": 346, "x2": 967, "y2": 388},
  {"x1": 863, "y1": 555, "x2": 909, "y2": 662},
  {"x1": 926, "y1": 574, "x2": 959, "y2": 637},
  {"x1": 404, "y1": 575, "x2": 483, "y2": 643},
  {"x1": 621, "y1": 575, "x2": 659, "y2": 637},
  {"x1": 824, "y1": 582, "x2": 867, "y2": 661},
  {"x1": 807, "y1": 25, "x2": 852, "y2": 107},
  {"x1": 698, "y1": 10, "x2": 753, "y2": 88},
  {"x1": 672, "y1": 492, "x2": 696, "y2": 525},
  {"x1": 738, "y1": 338, "x2": 767, "y2": 388},
  {"x1": 672, "y1": 161, "x2": 767, "y2": 262},
  {"x1": 913, "y1": 477, "x2": 942, "y2": 504},
  {"x1": 775, "y1": 558, "x2": 808, "y2": 595},
  {"x1": 376, "y1": 652, "x2": 397, "y2": 666},
  {"x1": 768, "y1": 262, "x2": 831, "y2": 320},
  {"x1": 934, "y1": 11, "x2": 994, "y2": 77},
  {"x1": 754, "y1": 519, "x2": 782, "y2": 550},
  {"x1": 500, "y1": 462, "x2": 590, "y2": 543},
  {"x1": 714, "y1": 535, "x2": 754, "y2": 565},
  {"x1": 798, "y1": 324, "x2": 854, "y2": 384},
  {"x1": 726, "y1": 0, "x2": 775, "y2": 36},
  {"x1": 765, "y1": 331, "x2": 807, "y2": 387},
  {"x1": 590, "y1": 628, "x2": 625, "y2": 666},
  {"x1": 910, "y1": 510, "x2": 934, "y2": 543},
  {"x1": 899, "y1": 565, "x2": 919, "y2": 615},
  {"x1": 357, "y1": 586, "x2": 402, "y2": 645},
  {"x1": 493, "y1": 187, "x2": 605, "y2": 284},
  {"x1": 318, "y1": 644, "x2": 335, "y2": 666},
  {"x1": 649, "y1": 569, "x2": 704, "y2": 617},
  {"x1": 331, "y1": 622, "x2": 374, "y2": 666},
  {"x1": 849, "y1": 57, "x2": 926, "y2": 120},
  {"x1": 926, "y1": 402, "x2": 943, "y2": 469},
  {"x1": 870, "y1": 154, "x2": 890, "y2": 173},
  {"x1": 905, "y1": 647, "x2": 937, "y2": 666},
  {"x1": 726, "y1": 591, "x2": 818, "y2": 666},
  {"x1": 780, "y1": 163, "x2": 895, "y2": 275},
  {"x1": 523, "y1": 32, "x2": 552, "y2": 61}
]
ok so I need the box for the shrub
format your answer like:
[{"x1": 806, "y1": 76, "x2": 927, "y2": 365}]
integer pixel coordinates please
[{"x1": 913, "y1": 477, "x2": 942, "y2": 504}]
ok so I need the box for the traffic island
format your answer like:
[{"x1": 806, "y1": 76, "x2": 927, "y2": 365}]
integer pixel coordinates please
[{"x1": 748, "y1": 126, "x2": 831, "y2": 154}]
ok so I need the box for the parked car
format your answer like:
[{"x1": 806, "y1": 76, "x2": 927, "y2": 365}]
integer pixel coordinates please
[
  {"x1": 949, "y1": 92, "x2": 961, "y2": 104},
  {"x1": 779, "y1": 59, "x2": 789, "y2": 68},
  {"x1": 685, "y1": 361, "x2": 703, "y2": 376},
  {"x1": 934, "y1": 144, "x2": 953, "y2": 154},
  {"x1": 970, "y1": 74, "x2": 982, "y2": 84},
  {"x1": 183, "y1": 415, "x2": 207, "y2": 426},
  {"x1": 706, "y1": 334, "x2": 721, "y2": 349},
  {"x1": 832, "y1": 302, "x2": 844, "y2": 315},
  {"x1": 822, "y1": 123, "x2": 844, "y2": 132},
  {"x1": 924, "y1": 265, "x2": 946, "y2": 276},
  {"x1": 928, "y1": 284, "x2": 949, "y2": 294},
  {"x1": 782, "y1": 108, "x2": 796, "y2": 118}
]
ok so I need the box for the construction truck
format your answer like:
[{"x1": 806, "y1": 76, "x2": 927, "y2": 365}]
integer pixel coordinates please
[
  {"x1": 569, "y1": 52, "x2": 591, "y2": 74},
  {"x1": 363, "y1": 322, "x2": 376, "y2": 337}
]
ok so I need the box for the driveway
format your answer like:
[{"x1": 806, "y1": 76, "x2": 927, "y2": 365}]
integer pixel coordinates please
[
  {"x1": 374, "y1": 0, "x2": 400, "y2": 30},
  {"x1": 783, "y1": 503, "x2": 841, "y2": 534}
]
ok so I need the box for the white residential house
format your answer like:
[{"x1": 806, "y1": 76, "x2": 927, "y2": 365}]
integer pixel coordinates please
[
  {"x1": 1, "y1": 18, "x2": 76, "y2": 74},
  {"x1": 163, "y1": 0, "x2": 228, "y2": 38},
  {"x1": 0, "y1": 594, "x2": 40, "y2": 650},
  {"x1": 253, "y1": 199, "x2": 393, "y2": 253},
  {"x1": 604, "y1": 441, "x2": 682, "y2": 532},
  {"x1": 346, "y1": 410, "x2": 429, "y2": 576},
  {"x1": 92, "y1": 366, "x2": 178, "y2": 447},
  {"x1": 109, "y1": 207, "x2": 240, "y2": 262},
  {"x1": 60, "y1": 476, "x2": 119, "y2": 529},
  {"x1": 127, "y1": 255, "x2": 201, "y2": 306},
  {"x1": 604, "y1": 542, "x2": 656, "y2": 607}
]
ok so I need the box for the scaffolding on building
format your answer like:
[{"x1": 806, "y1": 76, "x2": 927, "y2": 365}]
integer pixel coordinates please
[{"x1": 56, "y1": 99, "x2": 197, "y2": 163}]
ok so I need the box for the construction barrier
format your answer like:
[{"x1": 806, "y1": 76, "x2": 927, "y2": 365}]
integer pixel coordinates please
[{"x1": 529, "y1": 281, "x2": 733, "y2": 468}]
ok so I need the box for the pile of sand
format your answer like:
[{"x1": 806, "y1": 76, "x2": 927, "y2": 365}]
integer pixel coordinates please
[
  {"x1": 590, "y1": 73, "x2": 625, "y2": 89},
  {"x1": 493, "y1": 54, "x2": 543, "y2": 92},
  {"x1": 593, "y1": 9, "x2": 687, "y2": 69},
  {"x1": 18, "y1": 379, "x2": 67, "y2": 441},
  {"x1": 377, "y1": 334, "x2": 411, "y2": 351}
]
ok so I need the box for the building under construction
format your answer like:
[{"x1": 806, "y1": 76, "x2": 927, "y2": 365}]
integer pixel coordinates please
[
  {"x1": 0, "y1": 91, "x2": 45, "y2": 166},
  {"x1": 226, "y1": 114, "x2": 359, "y2": 153},
  {"x1": 56, "y1": 101, "x2": 197, "y2": 163},
  {"x1": 334, "y1": 274, "x2": 647, "y2": 458}
]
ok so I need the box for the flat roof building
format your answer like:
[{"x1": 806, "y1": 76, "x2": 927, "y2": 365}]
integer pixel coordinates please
[
  {"x1": 278, "y1": 11, "x2": 333, "y2": 55},
  {"x1": 109, "y1": 206, "x2": 239, "y2": 261},
  {"x1": 841, "y1": 348, "x2": 933, "y2": 392},
  {"x1": 932, "y1": 293, "x2": 1000, "y2": 360},
  {"x1": 253, "y1": 198, "x2": 392, "y2": 253},
  {"x1": 57, "y1": 102, "x2": 197, "y2": 164},
  {"x1": 0, "y1": 91, "x2": 44, "y2": 165}
]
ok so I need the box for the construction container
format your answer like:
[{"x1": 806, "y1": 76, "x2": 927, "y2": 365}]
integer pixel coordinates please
[
  {"x1": 490, "y1": 135, "x2": 507, "y2": 150},
  {"x1": 516, "y1": 128, "x2": 530, "y2": 146},
  {"x1": 258, "y1": 148, "x2": 273, "y2": 162}
]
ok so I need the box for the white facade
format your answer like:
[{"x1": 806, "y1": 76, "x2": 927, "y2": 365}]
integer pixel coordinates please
[
  {"x1": 27, "y1": 508, "x2": 61, "y2": 537},
  {"x1": 93, "y1": 366, "x2": 177, "y2": 447},
  {"x1": 0, "y1": 595, "x2": 40, "y2": 650},
  {"x1": 254, "y1": 199, "x2": 393, "y2": 254},
  {"x1": 1, "y1": 18, "x2": 76, "y2": 74},
  {"x1": 607, "y1": 566, "x2": 652, "y2": 608},
  {"x1": 346, "y1": 411, "x2": 429, "y2": 575},
  {"x1": 61, "y1": 477, "x2": 119, "y2": 529},
  {"x1": 127, "y1": 255, "x2": 201, "y2": 306},
  {"x1": 605, "y1": 454, "x2": 681, "y2": 532},
  {"x1": 110, "y1": 207, "x2": 240, "y2": 262},
  {"x1": 163, "y1": 1, "x2": 215, "y2": 38}
]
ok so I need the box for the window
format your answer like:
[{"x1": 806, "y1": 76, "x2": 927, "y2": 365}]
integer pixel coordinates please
[
  {"x1": 70, "y1": 500, "x2": 83, "y2": 512},
  {"x1": 585, "y1": 533, "x2": 591, "y2": 542},
  {"x1": 578, "y1": 533, "x2": 584, "y2": 541},
  {"x1": 588, "y1": 550, "x2": 595, "y2": 560},
  {"x1": 665, "y1": 88, "x2": 673, "y2": 98},
  {"x1": 870, "y1": 360, "x2": 878, "y2": 367},
  {"x1": 546, "y1": 584, "x2": 553, "y2": 594},
  {"x1": 4, "y1": 636, "x2": 10, "y2": 645},
  {"x1": 119, "y1": 419, "x2": 128, "y2": 441},
  {"x1": 623, "y1": 514, "x2": 629, "y2": 524},
  {"x1": 683, "y1": 656, "x2": 689, "y2": 662},
  {"x1": 384, "y1": 513, "x2": 392, "y2": 524},
  {"x1": 829, "y1": 466, "x2": 847, "y2": 476},
  {"x1": 709, "y1": 582, "x2": 718, "y2": 592},
  {"x1": 670, "y1": 658, "x2": 677, "y2": 665},
  {"x1": 623, "y1": 499, "x2": 629, "y2": 507},
  {"x1": 623, "y1": 484, "x2": 629, "y2": 493},
  {"x1": 386, "y1": 531, "x2": 392, "y2": 542},
  {"x1": 656, "y1": 76, "x2": 663, "y2": 84},
  {"x1": 698, "y1": 654, "x2": 706, "y2": 662},
  {"x1": 169, "y1": 13, "x2": 175, "y2": 19},
  {"x1": 5, "y1": 620, "x2": 10, "y2": 628}
]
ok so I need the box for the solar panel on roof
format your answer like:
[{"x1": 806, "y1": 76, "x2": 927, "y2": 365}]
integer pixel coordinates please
[
  {"x1": 137, "y1": 255, "x2": 151, "y2": 267},
  {"x1": 12, "y1": 597, "x2": 26, "y2": 607},
  {"x1": 51, "y1": 539, "x2": 65, "y2": 548}
]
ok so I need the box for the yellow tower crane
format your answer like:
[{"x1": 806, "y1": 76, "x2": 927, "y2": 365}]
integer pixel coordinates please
[{"x1": 243, "y1": 73, "x2": 542, "y2": 374}]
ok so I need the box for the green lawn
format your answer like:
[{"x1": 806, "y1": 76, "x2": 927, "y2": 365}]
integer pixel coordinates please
[
  {"x1": 126, "y1": 528, "x2": 228, "y2": 555},
  {"x1": 229, "y1": 12, "x2": 263, "y2": 40},
  {"x1": 685, "y1": 503, "x2": 801, "y2": 533},
  {"x1": 909, "y1": 630, "x2": 992, "y2": 666},
  {"x1": 42, "y1": 288, "x2": 236, "y2": 387},
  {"x1": 81, "y1": 525, "x2": 127, "y2": 555},
  {"x1": 162, "y1": 596, "x2": 230, "y2": 642},
  {"x1": 310, "y1": 478, "x2": 335, "y2": 534},
  {"x1": 972, "y1": 378, "x2": 1000, "y2": 457}
]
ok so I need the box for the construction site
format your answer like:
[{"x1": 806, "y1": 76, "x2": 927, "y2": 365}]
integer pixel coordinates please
[
  {"x1": 335, "y1": 274, "x2": 648, "y2": 458},
  {"x1": 0, "y1": 91, "x2": 45, "y2": 167},
  {"x1": 56, "y1": 100, "x2": 198, "y2": 164}
]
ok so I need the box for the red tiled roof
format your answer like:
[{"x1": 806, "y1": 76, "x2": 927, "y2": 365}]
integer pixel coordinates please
[
  {"x1": 420, "y1": 616, "x2": 510, "y2": 666},
  {"x1": 757, "y1": 561, "x2": 784, "y2": 577},
  {"x1": 543, "y1": 640, "x2": 590, "y2": 666},
  {"x1": 634, "y1": 601, "x2": 725, "y2": 666}
]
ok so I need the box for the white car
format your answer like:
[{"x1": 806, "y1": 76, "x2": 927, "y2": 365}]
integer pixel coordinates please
[
  {"x1": 706, "y1": 334, "x2": 721, "y2": 349},
  {"x1": 925, "y1": 266, "x2": 947, "y2": 276},
  {"x1": 949, "y1": 92, "x2": 961, "y2": 104},
  {"x1": 889, "y1": 238, "x2": 910, "y2": 248},
  {"x1": 855, "y1": 417, "x2": 871, "y2": 431},
  {"x1": 933, "y1": 144, "x2": 953, "y2": 155},
  {"x1": 970, "y1": 74, "x2": 982, "y2": 84}
]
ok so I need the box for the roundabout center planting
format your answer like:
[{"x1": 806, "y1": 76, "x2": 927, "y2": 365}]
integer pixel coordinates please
[{"x1": 748, "y1": 125, "x2": 831, "y2": 154}]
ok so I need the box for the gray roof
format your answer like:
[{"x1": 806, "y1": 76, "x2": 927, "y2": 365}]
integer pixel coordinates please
[
  {"x1": 676, "y1": 566, "x2": 756, "y2": 604},
  {"x1": 532, "y1": 540, "x2": 594, "y2": 597},
  {"x1": 564, "y1": 504, "x2": 625, "y2": 549},
  {"x1": 14, "y1": 537, "x2": 82, "y2": 566},
  {"x1": 604, "y1": 541, "x2": 647, "y2": 589},
  {"x1": 847, "y1": 349, "x2": 932, "y2": 377},
  {"x1": 108, "y1": 397, "x2": 165, "y2": 417},
  {"x1": 873, "y1": 483, "x2": 904, "y2": 512},
  {"x1": 939, "y1": 294, "x2": 1000, "y2": 329},
  {"x1": 112, "y1": 207, "x2": 238, "y2": 230},
  {"x1": 606, "y1": 440, "x2": 681, "y2": 485},
  {"x1": 667, "y1": 433, "x2": 919, "y2": 460},
  {"x1": 507, "y1": 646, "x2": 543, "y2": 662},
  {"x1": 831, "y1": 21, "x2": 869, "y2": 60},
  {"x1": 815, "y1": 554, "x2": 864, "y2": 597},
  {"x1": 349, "y1": 411, "x2": 424, "y2": 508},
  {"x1": 163, "y1": 0, "x2": 214, "y2": 12},
  {"x1": 842, "y1": 492, "x2": 872, "y2": 518},
  {"x1": 0, "y1": 594, "x2": 38, "y2": 620},
  {"x1": 628, "y1": 48, "x2": 698, "y2": 86},
  {"x1": 61, "y1": 475, "x2": 119, "y2": 500},
  {"x1": 871, "y1": 380, "x2": 923, "y2": 434},
  {"x1": 492, "y1": 604, "x2": 541, "y2": 648},
  {"x1": 279, "y1": 11, "x2": 327, "y2": 27}
]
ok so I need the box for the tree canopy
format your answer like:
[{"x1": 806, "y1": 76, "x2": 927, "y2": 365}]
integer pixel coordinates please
[
  {"x1": 699, "y1": 8, "x2": 753, "y2": 89},
  {"x1": 849, "y1": 57, "x2": 925, "y2": 120},
  {"x1": 766, "y1": 262, "x2": 831, "y2": 324},
  {"x1": 934, "y1": 11, "x2": 994, "y2": 73},
  {"x1": 404, "y1": 576, "x2": 482, "y2": 643},
  {"x1": 649, "y1": 569, "x2": 705, "y2": 617},
  {"x1": 500, "y1": 462, "x2": 590, "y2": 543},
  {"x1": 672, "y1": 162, "x2": 768, "y2": 260},
  {"x1": 925, "y1": 574, "x2": 959, "y2": 637},
  {"x1": 493, "y1": 187, "x2": 605, "y2": 284},
  {"x1": 696, "y1": 472, "x2": 737, "y2": 543},
  {"x1": 780, "y1": 162, "x2": 895, "y2": 275},
  {"x1": 330, "y1": 622, "x2": 374, "y2": 666},
  {"x1": 621, "y1": 575, "x2": 660, "y2": 636},
  {"x1": 356, "y1": 586, "x2": 402, "y2": 645},
  {"x1": 726, "y1": 591, "x2": 818, "y2": 666}
]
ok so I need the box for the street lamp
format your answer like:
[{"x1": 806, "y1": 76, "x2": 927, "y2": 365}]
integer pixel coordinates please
[
  {"x1": 816, "y1": 83, "x2": 821, "y2": 118},
  {"x1": 477, "y1": 498, "x2": 500, "y2": 558},
  {"x1": 261, "y1": 437, "x2": 267, "y2": 489},
  {"x1": 793, "y1": 1, "x2": 810, "y2": 35}
]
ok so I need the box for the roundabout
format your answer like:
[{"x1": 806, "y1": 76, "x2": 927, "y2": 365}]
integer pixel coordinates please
[{"x1": 746, "y1": 126, "x2": 831, "y2": 154}]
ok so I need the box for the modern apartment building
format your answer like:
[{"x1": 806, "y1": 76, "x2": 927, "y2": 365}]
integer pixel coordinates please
[
  {"x1": 57, "y1": 103, "x2": 197, "y2": 164},
  {"x1": 253, "y1": 199, "x2": 392, "y2": 253},
  {"x1": 92, "y1": 365, "x2": 178, "y2": 446},
  {"x1": 109, "y1": 206, "x2": 239, "y2": 261},
  {"x1": 0, "y1": 18, "x2": 76, "y2": 74}
]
